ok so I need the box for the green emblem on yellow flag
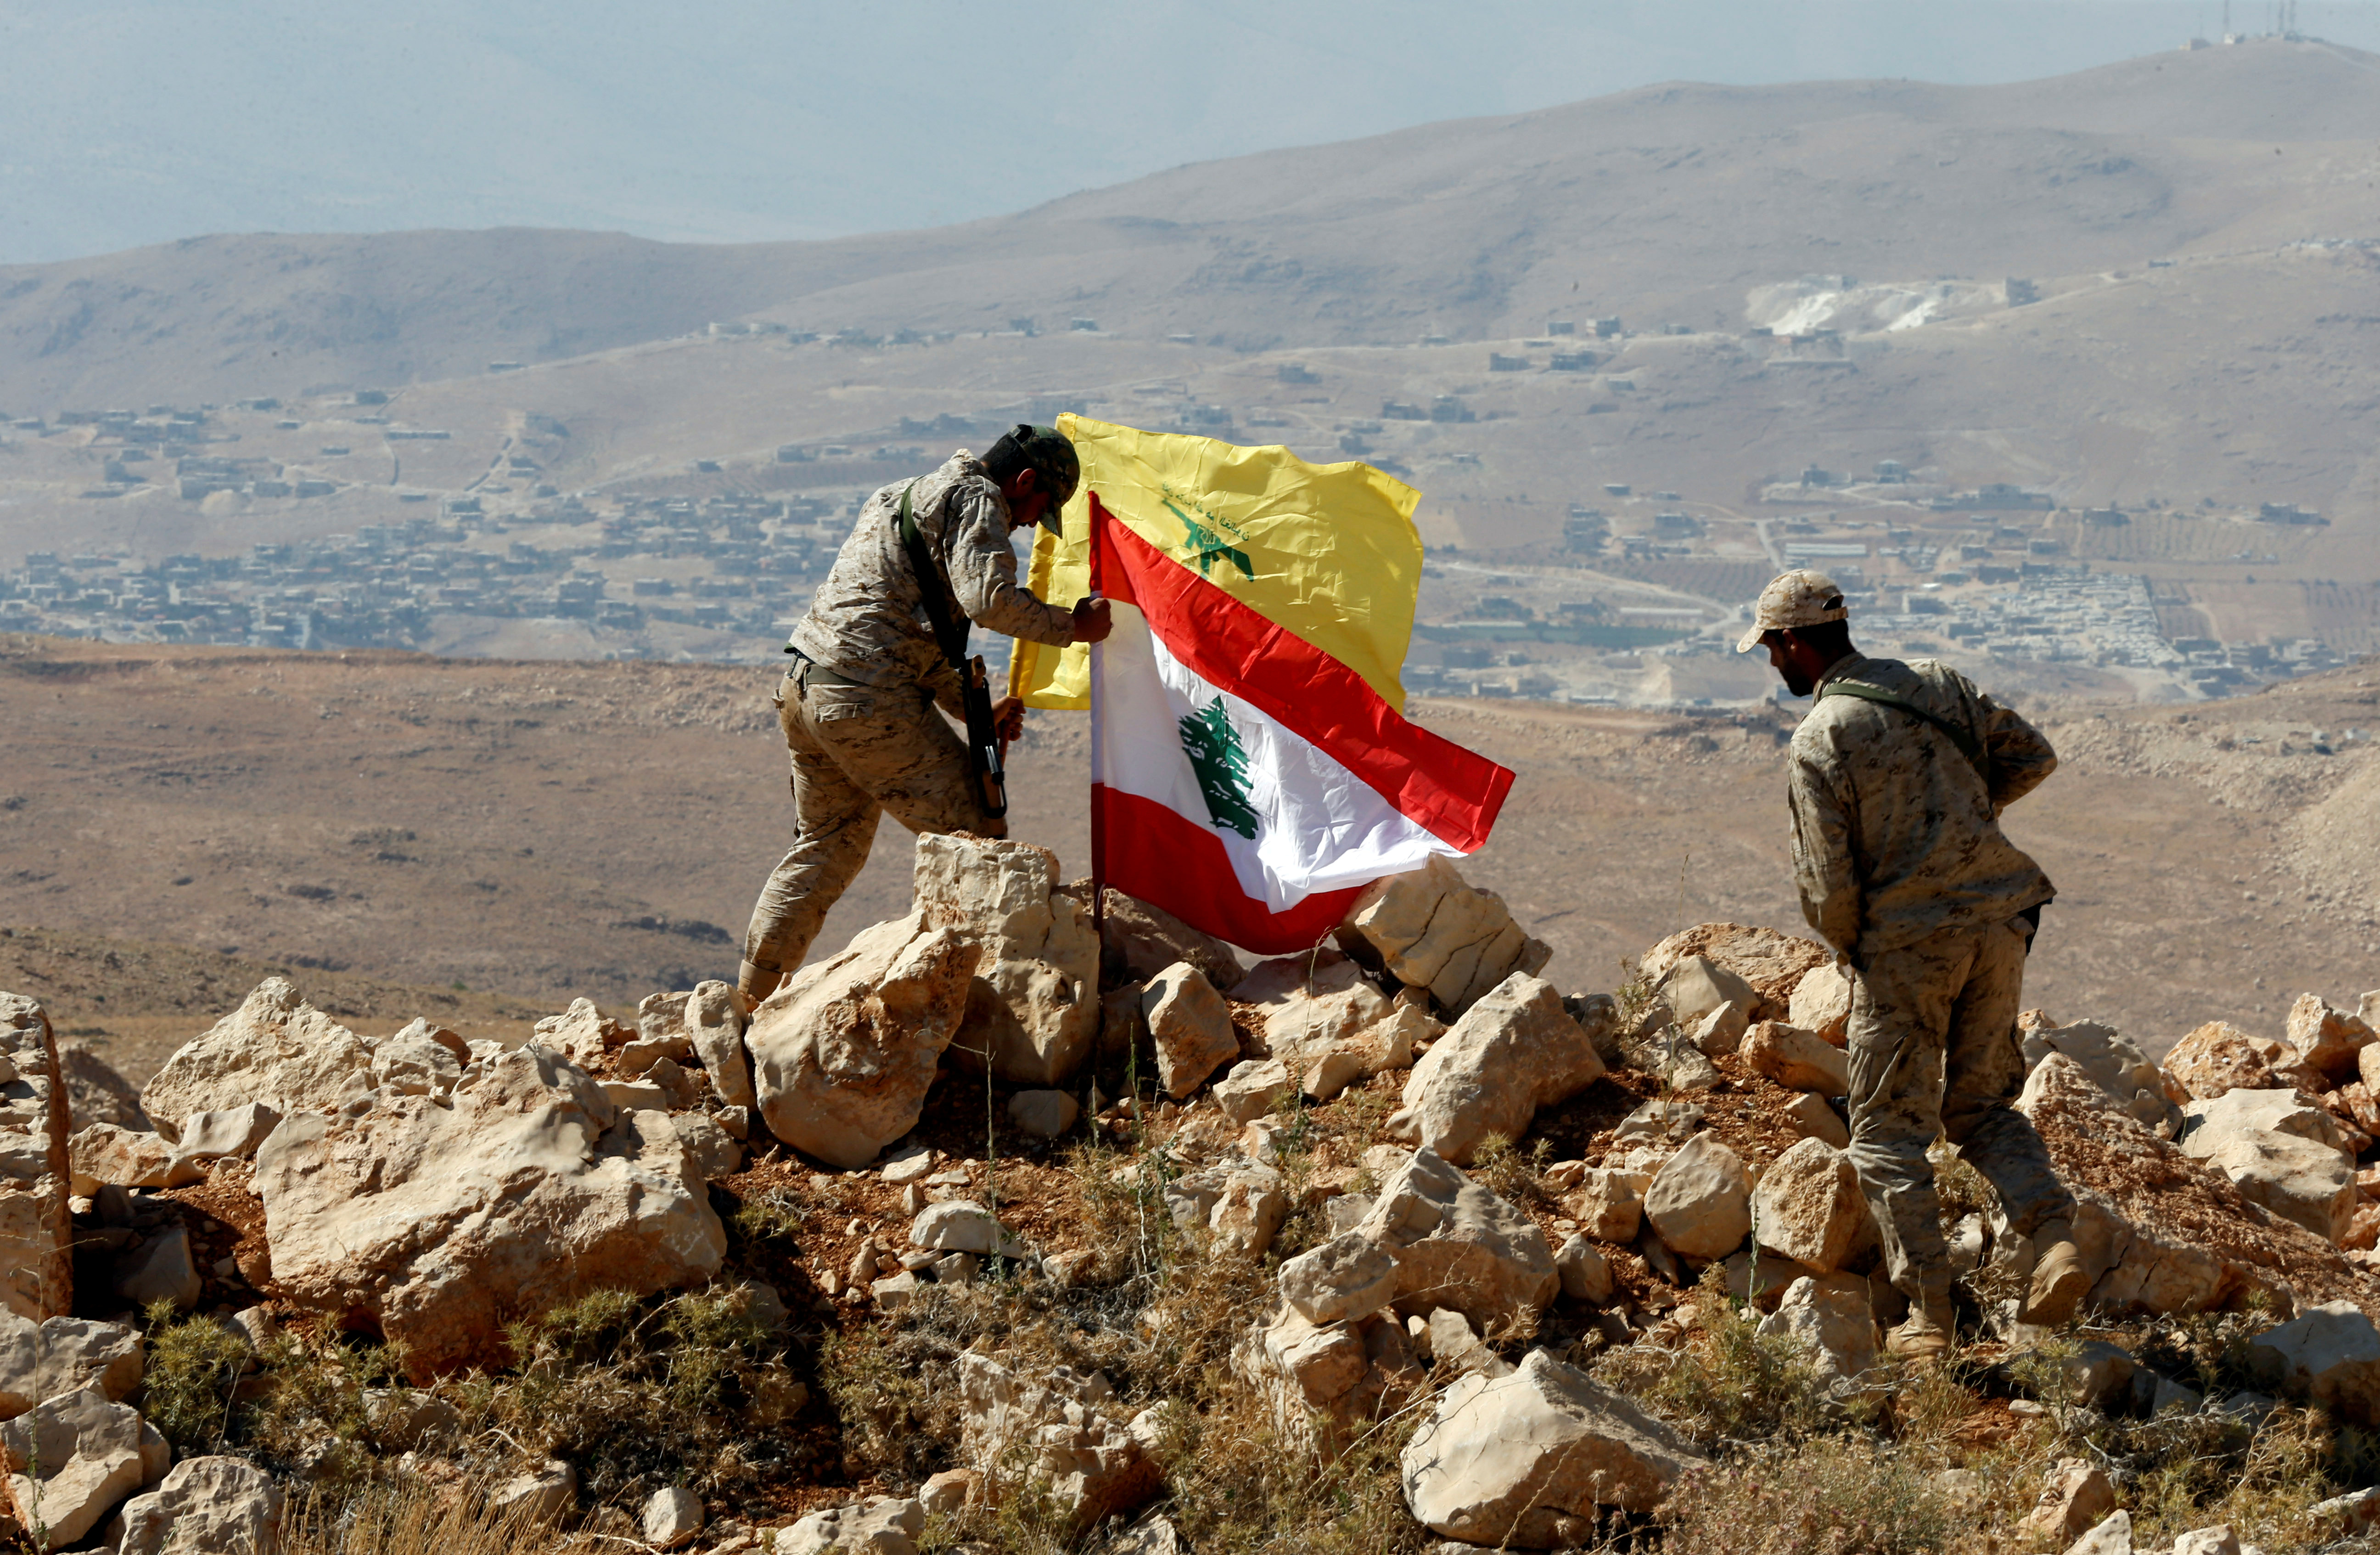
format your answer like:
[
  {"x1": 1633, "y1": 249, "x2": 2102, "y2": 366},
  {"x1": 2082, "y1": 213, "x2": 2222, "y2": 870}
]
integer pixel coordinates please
[{"x1": 1163, "y1": 498, "x2": 1254, "y2": 580}]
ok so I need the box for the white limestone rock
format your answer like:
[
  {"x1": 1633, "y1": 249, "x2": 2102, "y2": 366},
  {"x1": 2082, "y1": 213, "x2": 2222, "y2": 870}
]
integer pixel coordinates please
[
  {"x1": 116, "y1": 1226, "x2": 202, "y2": 1311},
  {"x1": 1787, "y1": 962, "x2": 1854, "y2": 1042},
  {"x1": 1384, "y1": 974, "x2": 1604, "y2": 1165},
  {"x1": 2020, "y1": 1016, "x2": 2182, "y2": 1136},
  {"x1": 2178, "y1": 1092, "x2": 2357, "y2": 1244},
  {"x1": 1756, "y1": 1273, "x2": 1879, "y2": 1392},
  {"x1": 639, "y1": 1484, "x2": 703, "y2": 1550},
  {"x1": 1401, "y1": 1350, "x2": 1707, "y2": 1542},
  {"x1": 685, "y1": 980, "x2": 756, "y2": 1112},
  {"x1": 1644, "y1": 1134, "x2": 1752, "y2": 1261},
  {"x1": 1355, "y1": 1148, "x2": 1556, "y2": 1330},
  {"x1": 1212, "y1": 1058, "x2": 1290, "y2": 1124},
  {"x1": 1570, "y1": 1167, "x2": 1645, "y2": 1244},
  {"x1": 370, "y1": 1025, "x2": 463, "y2": 1099},
  {"x1": 1097, "y1": 888, "x2": 1244, "y2": 992},
  {"x1": 1141, "y1": 962, "x2": 1238, "y2": 1099},
  {"x1": 909, "y1": 1200, "x2": 1028, "y2": 1260},
  {"x1": 747, "y1": 910, "x2": 982, "y2": 1170},
  {"x1": 1338, "y1": 856, "x2": 1551, "y2": 1016},
  {"x1": 1741, "y1": 1021, "x2": 1848, "y2": 1096},
  {"x1": 1163, "y1": 1157, "x2": 1286, "y2": 1258},
  {"x1": 1661, "y1": 956, "x2": 1756, "y2": 1031},
  {"x1": 0, "y1": 995, "x2": 74, "y2": 1323},
  {"x1": 173, "y1": 1102, "x2": 281, "y2": 1164},
  {"x1": 1007, "y1": 1089, "x2": 1079, "y2": 1139},
  {"x1": 0, "y1": 1314, "x2": 143, "y2": 1418},
  {"x1": 490, "y1": 1458, "x2": 576, "y2": 1524},
  {"x1": 115, "y1": 1454, "x2": 286, "y2": 1555},
  {"x1": 139, "y1": 978, "x2": 373, "y2": 1138},
  {"x1": 2065, "y1": 1510, "x2": 2133, "y2": 1555},
  {"x1": 2287, "y1": 992, "x2": 2375, "y2": 1081},
  {"x1": 1781, "y1": 1092, "x2": 1852, "y2": 1149},
  {"x1": 2247, "y1": 1300, "x2": 2380, "y2": 1425},
  {"x1": 68, "y1": 1124, "x2": 198, "y2": 1194},
  {"x1": 1, "y1": 1386, "x2": 150, "y2": 1548},
  {"x1": 1278, "y1": 1232, "x2": 1399, "y2": 1324},
  {"x1": 1751, "y1": 1137, "x2": 1869, "y2": 1273},
  {"x1": 1555, "y1": 1234, "x2": 1613, "y2": 1302},
  {"x1": 956, "y1": 1353, "x2": 1159, "y2": 1527},
  {"x1": 538, "y1": 999, "x2": 633, "y2": 1070},
  {"x1": 916, "y1": 834, "x2": 1098, "y2": 1086},
  {"x1": 778, "y1": 1497, "x2": 925, "y2": 1555},
  {"x1": 254, "y1": 1046, "x2": 725, "y2": 1380}
]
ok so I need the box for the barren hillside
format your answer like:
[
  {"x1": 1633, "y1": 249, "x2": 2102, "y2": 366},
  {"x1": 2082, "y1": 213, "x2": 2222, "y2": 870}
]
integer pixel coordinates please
[{"x1": 5, "y1": 632, "x2": 2374, "y2": 1083}]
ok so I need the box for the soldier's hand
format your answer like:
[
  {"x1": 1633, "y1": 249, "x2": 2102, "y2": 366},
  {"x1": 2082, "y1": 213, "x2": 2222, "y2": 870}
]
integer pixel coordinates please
[
  {"x1": 1071, "y1": 594, "x2": 1113, "y2": 644},
  {"x1": 992, "y1": 695, "x2": 1027, "y2": 741}
]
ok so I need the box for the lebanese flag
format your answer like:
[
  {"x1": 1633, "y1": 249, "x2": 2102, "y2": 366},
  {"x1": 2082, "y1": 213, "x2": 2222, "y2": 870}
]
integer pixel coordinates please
[{"x1": 1089, "y1": 493, "x2": 1513, "y2": 952}]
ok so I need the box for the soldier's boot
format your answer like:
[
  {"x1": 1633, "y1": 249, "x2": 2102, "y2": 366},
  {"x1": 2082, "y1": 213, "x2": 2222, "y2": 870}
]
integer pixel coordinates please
[
  {"x1": 2025, "y1": 1220, "x2": 2090, "y2": 1325},
  {"x1": 1886, "y1": 1293, "x2": 1957, "y2": 1359}
]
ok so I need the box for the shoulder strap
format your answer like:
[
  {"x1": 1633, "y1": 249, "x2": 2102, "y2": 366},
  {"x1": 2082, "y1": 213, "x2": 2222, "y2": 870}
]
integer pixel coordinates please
[
  {"x1": 1817, "y1": 679, "x2": 1989, "y2": 778},
  {"x1": 897, "y1": 483, "x2": 969, "y2": 670}
]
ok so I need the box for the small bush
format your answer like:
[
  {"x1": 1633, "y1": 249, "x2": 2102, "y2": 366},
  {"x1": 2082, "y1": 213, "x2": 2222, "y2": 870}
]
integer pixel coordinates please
[
  {"x1": 1597, "y1": 1270, "x2": 1833, "y2": 1448},
  {"x1": 1469, "y1": 1133, "x2": 1554, "y2": 1211},
  {"x1": 1656, "y1": 1437, "x2": 1956, "y2": 1555},
  {"x1": 460, "y1": 1285, "x2": 797, "y2": 1502},
  {"x1": 142, "y1": 1300, "x2": 260, "y2": 1456}
]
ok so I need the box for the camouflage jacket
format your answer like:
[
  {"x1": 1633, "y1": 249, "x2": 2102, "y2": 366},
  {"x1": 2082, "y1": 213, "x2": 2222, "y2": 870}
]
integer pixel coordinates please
[
  {"x1": 786, "y1": 452, "x2": 1074, "y2": 696},
  {"x1": 1788, "y1": 653, "x2": 2058, "y2": 961}
]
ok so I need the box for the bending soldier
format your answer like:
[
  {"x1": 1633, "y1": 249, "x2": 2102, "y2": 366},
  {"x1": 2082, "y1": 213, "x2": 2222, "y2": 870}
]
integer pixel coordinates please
[
  {"x1": 1742, "y1": 569, "x2": 2089, "y2": 1357},
  {"x1": 736, "y1": 424, "x2": 1111, "y2": 1012}
]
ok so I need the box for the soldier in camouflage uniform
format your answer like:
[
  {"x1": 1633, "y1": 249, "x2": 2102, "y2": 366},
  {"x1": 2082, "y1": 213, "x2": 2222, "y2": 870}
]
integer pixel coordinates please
[
  {"x1": 735, "y1": 425, "x2": 1111, "y2": 1012},
  {"x1": 1742, "y1": 569, "x2": 2088, "y2": 1356}
]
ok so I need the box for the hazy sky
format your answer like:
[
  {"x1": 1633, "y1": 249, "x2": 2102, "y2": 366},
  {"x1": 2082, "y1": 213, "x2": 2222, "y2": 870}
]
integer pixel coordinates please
[{"x1": 5, "y1": 0, "x2": 2378, "y2": 265}]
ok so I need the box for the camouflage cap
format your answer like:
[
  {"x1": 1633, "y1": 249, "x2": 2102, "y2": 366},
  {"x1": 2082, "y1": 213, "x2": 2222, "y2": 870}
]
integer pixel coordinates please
[
  {"x1": 1734, "y1": 568, "x2": 1850, "y2": 652},
  {"x1": 992, "y1": 423, "x2": 1080, "y2": 534}
]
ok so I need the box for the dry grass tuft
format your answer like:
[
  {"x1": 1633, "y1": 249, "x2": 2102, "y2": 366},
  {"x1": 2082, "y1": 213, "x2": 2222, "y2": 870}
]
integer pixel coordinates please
[
  {"x1": 1656, "y1": 1437, "x2": 1956, "y2": 1555},
  {"x1": 456, "y1": 1285, "x2": 810, "y2": 1502},
  {"x1": 281, "y1": 1476, "x2": 608, "y2": 1555}
]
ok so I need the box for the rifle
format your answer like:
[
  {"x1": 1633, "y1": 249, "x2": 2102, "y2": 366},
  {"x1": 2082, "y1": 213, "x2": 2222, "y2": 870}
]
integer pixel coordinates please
[{"x1": 898, "y1": 484, "x2": 1008, "y2": 820}]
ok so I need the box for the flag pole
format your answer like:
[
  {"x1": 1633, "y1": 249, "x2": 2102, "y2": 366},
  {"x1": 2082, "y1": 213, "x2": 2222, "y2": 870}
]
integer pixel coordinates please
[{"x1": 1088, "y1": 492, "x2": 1107, "y2": 980}]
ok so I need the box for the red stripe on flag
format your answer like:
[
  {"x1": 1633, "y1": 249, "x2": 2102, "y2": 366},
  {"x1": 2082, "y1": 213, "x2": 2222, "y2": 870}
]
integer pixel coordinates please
[
  {"x1": 1095, "y1": 785, "x2": 1364, "y2": 952},
  {"x1": 1089, "y1": 492, "x2": 1511, "y2": 853}
]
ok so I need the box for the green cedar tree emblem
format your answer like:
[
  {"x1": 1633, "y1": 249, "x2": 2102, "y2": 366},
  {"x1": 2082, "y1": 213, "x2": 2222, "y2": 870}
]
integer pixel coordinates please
[
  {"x1": 1179, "y1": 696, "x2": 1261, "y2": 839},
  {"x1": 1163, "y1": 498, "x2": 1254, "y2": 579}
]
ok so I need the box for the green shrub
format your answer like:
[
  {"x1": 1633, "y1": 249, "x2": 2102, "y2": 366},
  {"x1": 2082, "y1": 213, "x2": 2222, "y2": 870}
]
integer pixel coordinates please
[{"x1": 140, "y1": 1300, "x2": 257, "y2": 1456}]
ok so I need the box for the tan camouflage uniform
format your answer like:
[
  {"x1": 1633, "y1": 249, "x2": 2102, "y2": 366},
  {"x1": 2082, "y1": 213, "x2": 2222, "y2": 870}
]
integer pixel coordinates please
[
  {"x1": 739, "y1": 452, "x2": 1075, "y2": 997},
  {"x1": 1788, "y1": 652, "x2": 2070, "y2": 1303}
]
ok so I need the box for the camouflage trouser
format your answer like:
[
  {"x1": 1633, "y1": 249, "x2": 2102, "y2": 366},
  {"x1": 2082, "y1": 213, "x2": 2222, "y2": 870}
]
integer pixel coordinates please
[
  {"x1": 738, "y1": 663, "x2": 1004, "y2": 998},
  {"x1": 1844, "y1": 915, "x2": 2075, "y2": 1304}
]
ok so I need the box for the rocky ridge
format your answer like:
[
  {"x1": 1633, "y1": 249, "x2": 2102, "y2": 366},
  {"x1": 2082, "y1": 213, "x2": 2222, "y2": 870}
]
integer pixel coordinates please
[{"x1": 4, "y1": 839, "x2": 2380, "y2": 1550}]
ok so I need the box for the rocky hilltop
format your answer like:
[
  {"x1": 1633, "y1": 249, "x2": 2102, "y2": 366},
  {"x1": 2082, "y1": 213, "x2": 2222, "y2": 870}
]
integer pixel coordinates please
[{"x1": 8, "y1": 835, "x2": 2380, "y2": 1551}]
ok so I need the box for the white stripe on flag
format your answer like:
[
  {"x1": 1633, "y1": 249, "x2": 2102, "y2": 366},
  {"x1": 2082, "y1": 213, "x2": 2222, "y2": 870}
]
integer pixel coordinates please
[{"x1": 1093, "y1": 603, "x2": 1459, "y2": 911}]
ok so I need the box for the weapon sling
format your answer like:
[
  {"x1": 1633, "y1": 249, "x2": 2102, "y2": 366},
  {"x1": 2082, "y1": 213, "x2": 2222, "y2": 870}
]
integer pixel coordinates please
[
  {"x1": 1816, "y1": 679, "x2": 1990, "y2": 781},
  {"x1": 898, "y1": 484, "x2": 1009, "y2": 820}
]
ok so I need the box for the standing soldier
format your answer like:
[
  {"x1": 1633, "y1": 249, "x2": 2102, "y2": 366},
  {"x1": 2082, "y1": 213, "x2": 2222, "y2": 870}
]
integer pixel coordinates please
[
  {"x1": 1742, "y1": 569, "x2": 2088, "y2": 1357},
  {"x1": 736, "y1": 424, "x2": 1111, "y2": 1013}
]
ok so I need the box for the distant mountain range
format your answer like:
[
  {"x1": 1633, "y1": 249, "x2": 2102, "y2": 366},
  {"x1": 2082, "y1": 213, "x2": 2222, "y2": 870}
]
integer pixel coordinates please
[{"x1": 1, "y1": 40, "x2": 2374, "y2": 411}]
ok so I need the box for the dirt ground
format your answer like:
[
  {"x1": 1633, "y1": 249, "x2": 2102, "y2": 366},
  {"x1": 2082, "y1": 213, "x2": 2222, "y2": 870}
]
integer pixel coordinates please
[{"x1": 3, "y1": 636, "x2": 2377, "y2": 1080}]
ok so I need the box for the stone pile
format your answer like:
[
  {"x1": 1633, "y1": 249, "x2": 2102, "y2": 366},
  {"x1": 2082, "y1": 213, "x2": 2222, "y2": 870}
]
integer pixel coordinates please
[{"x1": 15, "y1": 862, "x2": 2380, "y2": 1553}]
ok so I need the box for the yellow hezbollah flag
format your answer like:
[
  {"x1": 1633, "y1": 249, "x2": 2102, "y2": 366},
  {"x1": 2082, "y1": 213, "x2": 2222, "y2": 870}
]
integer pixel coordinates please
[{"x1": 1010, "y1": 414, "x2": 1424, "y2": 710}]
